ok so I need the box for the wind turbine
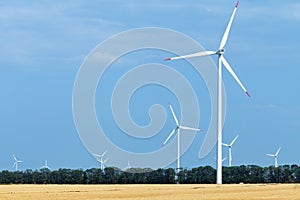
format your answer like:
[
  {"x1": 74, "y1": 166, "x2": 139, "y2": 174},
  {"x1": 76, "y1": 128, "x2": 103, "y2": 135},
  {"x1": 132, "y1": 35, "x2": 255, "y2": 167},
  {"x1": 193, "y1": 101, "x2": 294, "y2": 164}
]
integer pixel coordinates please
[
  {"x1": 127, "y1": 160, "x2": 131, "y2": 170},
  {"x1": 40, "y1": 160, "x2": 51, "y2": 170},
  {"x1": 162, "y1": 102, "x2": 202, "y2": 174},
  {"x1": 164, "y1": 1, "x2": 250, "y2": 184},
  {"x1": 12, "y1": 154, "x2": 23, "y2": 171},
  {"x1": 222, "y1": 135, "x2": 239, "y2": 167},
  {"x1": 266, "y1": 147, "x2": 281, "y2": 168},
  {"x1": 93, "y1": 150, "x2": 109, "y2": 170},
  {"x1": 123, "y1": 160, "x2": 132, "y2": 171}
]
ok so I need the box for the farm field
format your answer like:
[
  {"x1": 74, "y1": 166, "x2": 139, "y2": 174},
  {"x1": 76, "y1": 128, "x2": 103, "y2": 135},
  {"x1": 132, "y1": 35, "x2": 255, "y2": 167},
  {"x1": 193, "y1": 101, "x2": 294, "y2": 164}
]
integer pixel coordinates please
[{"x1": 0, "y1": 184, "x2": 300, "y2": 200}]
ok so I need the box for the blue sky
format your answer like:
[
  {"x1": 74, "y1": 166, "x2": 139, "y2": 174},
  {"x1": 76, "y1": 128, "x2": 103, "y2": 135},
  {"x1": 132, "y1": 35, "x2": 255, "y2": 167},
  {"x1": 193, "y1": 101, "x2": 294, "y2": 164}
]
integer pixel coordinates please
[{"x1": 1, "y1": 0, "x2": 300, "y2": 170}]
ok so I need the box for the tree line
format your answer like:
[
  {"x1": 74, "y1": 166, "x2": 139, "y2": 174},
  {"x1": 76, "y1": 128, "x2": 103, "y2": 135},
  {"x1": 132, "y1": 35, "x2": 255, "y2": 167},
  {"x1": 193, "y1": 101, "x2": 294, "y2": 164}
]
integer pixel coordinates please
[{"x1": 1, "y1": 165, "x2": 300, "y2": 184}]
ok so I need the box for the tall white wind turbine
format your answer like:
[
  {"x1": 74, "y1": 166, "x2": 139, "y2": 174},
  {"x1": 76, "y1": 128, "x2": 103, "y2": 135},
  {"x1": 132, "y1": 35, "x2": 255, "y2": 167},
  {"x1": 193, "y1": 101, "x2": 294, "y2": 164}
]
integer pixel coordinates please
[
  {"x1": 162, "y1": 102, "x2": 202, "y2": 174},
  {"x1": 266, "y1": 147, "x2": 281, "y2": 168},
  {"x1": 93, "y1": 150, "x2": 109, "y2": 170},
  {"x1": 222, "y1": 135, "x2": 239, "y2": 167},
  {"x1": 12, "y1": 154, "x2": 23, "y2": 171},
  {"x1": 164, "y1": 1, "x2": 250, "y2": 184}
]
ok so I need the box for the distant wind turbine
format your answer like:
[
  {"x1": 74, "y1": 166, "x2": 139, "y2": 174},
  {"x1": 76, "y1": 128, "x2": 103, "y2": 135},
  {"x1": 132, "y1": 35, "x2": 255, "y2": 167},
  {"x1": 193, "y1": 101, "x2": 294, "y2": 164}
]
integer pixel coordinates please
[
  {"x1": 164, "y1": 1, "x2": 250, "y2": 184},
  {"x1": 123, "y1": 160, "x2": 132, "y2": 171},
  {"x1": 266, "y1": 147, "x2": 281, "y2": 168},
  {"x1": 93, "y1": 150, "x2": 109, "y2": 170},
  {"x1": 40, "y1": 160, "x2": 51, "y2": 170},
  {"x1": 222, "y1": 135, "x2": 239, "y2": 167},
  {"x1": 127, "y1": 160, "x2": 131, "y2": 170},
  {"x1": 12, "y1": 154, "x2": 23, "y2": 171},
  {"x1": 162, "y1": 102, "x2": 202, "y2": 174}
]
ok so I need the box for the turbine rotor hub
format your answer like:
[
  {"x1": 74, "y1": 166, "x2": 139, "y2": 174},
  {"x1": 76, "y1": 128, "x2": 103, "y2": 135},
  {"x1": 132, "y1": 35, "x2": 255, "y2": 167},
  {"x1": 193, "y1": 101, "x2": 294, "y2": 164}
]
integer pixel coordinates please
[{"x1": 217, "y1": 49, "x2": 225, "y2": 55}]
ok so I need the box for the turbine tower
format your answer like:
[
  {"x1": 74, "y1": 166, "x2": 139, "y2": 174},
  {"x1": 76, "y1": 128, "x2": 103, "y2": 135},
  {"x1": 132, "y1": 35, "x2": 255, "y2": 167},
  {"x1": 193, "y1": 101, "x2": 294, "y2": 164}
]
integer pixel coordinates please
[
  {"x1": 162, "y1": 102, "x2": 202, "y2": 174},
  {"x1": 266, "y1": 147, "x2": 281, "y2": 168},
  {"x1": 164, "y1": 1, "x2": 250, "y2": 184},
  {"x1": 222, "y1": 135, "x2": 239, "y2": 167},
  {"x1": 12, "y1": 154, "x2": 23, "y2": 171},
  {"x1": 93, "y1": 150, "x2": 109, "y2": 170}
]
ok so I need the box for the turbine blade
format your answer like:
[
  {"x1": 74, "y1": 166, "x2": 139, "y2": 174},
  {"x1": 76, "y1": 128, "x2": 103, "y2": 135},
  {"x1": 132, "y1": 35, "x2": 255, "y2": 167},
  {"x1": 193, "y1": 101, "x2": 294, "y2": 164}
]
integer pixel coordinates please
[
  {"x1": 179, "y1": 125, "x2": 201, "y2": 132},
  {"x1": 230, "y1": 135, "x2": 239, "y2": 146},
  {"x1": 164, "y1": 51, "x2": 216, "y2": 61},
  {"x1": 101, "y1": 150, "x2": 108, "y2": 157},
  {"x1": 93, "y1": 153, "x2": 101, "y2": 157},
  {"x1": 275, "y1": 147, "x2": 281, "y2": 156},
  {"x1": 222, "y1": 143, "x2": 230, "y2": 147},
  {"x1": 12, "y1": 162, "x2": 16, "y2": 168},
  {"x1": 168, "y1": 102, "x2": 179, "y2": 126},
  {"x1": 103, "y1": 157, "x2": 109, "y2": 163},
  {"x1": 13, "y1": 154, "x2": 17, "y2": 161},
  {"x1": 220, "y1": 56, "x2": 250, "y2": 97},
  {"x1": 266, "y1": 154, "x2": 275, "y2": 157},
  {"x1": 219, "y1": 1, "x2": 239, "y2": 50},
  {"x1": 222, "y1": 157, "x2": 228, "y2": 162},
  {"x1": 162, "y1": 128, "x2": 177, "y2": 146}
]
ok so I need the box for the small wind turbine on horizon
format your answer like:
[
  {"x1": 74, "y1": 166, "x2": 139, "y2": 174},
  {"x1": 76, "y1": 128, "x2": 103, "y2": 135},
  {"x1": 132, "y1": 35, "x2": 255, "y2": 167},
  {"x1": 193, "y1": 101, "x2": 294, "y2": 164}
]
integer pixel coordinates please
[
  {"x1": 164, "y1": 1, "x2": 250, "y2": 184},
  {"x1": 222, "y1": 135, "x2": 239, "y2": 167},
  {"x1": 40, "y1": 160, "x2": 51, "y2": 170},
  {"x1": 127, "y1": 160, "x2": 131, "y2": 170},
  {"x1": 266, "y1": 147, "x2": 281, "y2": 168},
  {"x1": 162, "y1": 102, "x2": 202, "y2": 174},
  {"x1": 123, "y1": 160, "x2": 132, "y2": 171},
  {"x1": 93, "y1": 150, "x2": 109, "y2": 170},
  {"x1": 12, "y1": 154, "x2": 23, "y2": 171}
]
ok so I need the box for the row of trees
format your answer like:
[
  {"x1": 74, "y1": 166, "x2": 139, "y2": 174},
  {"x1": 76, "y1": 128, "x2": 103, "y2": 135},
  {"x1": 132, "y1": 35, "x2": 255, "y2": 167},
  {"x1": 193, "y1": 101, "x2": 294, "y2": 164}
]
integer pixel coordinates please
[
  {"x1": 1, "y1": 165, "x2": 300, "y2": 184},
  {"x1": 178, "y1": 165, "x2": 300, "y2": 184}
]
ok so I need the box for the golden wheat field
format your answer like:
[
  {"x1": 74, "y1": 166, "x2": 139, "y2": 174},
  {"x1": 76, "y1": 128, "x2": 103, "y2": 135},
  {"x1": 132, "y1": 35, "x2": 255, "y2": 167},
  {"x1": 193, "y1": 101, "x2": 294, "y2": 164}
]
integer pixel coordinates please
[{"x1": 0, "y1": 184, "x2": 300, "y2": 200}]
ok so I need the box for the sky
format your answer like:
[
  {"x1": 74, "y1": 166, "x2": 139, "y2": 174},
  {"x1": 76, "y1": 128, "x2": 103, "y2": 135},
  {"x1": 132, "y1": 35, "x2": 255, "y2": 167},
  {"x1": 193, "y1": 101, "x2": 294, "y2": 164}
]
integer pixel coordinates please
[{"x1": 0, "y1": 0, "x2": 300, "y2": 171}]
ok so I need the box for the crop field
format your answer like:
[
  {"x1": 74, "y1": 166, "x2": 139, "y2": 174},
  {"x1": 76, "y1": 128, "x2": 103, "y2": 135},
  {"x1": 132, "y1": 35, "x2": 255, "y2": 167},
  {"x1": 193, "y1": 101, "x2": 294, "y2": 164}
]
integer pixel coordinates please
[{"x1": 0, "y1": 184, "x2": 299, "y2": 200}]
